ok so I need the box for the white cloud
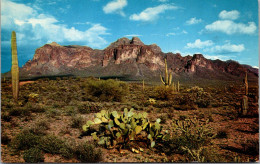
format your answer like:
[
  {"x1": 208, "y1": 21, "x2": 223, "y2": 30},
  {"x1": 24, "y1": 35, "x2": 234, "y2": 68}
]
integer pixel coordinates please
[
  {"x1": 182, "y1": 30, "x2": 188, "y2": 34},
  {"x1": 186, "y1": 39, "x2": 214, "y2": 49},
  {"x1": 186, "y1": 17, "x2": 202, "y2": 25},
  {"x1": 129, "y1": 4, "x2": 178, "y2": 22},
  {"x1": 205, "y1": 43, "x2": 245, "y2": 54},
  {"x1": 253, "y1": 66, "x2": 259, "y2": 69},
  {"x1": 2, "y1": 0, "x2": 109, "y2": 48},
  {"x1": 204, "y1": 54, "x2": 233, "y2": 61},
  {"x1": 1, "y1": 0, "x2": 35, "y2": 28},
  {"x1": 219, "y1": 10, "x2": 240, "y2": 20},
  {"x1": 166, "y1": 32, "x2": 176, "y2": 36},
  {"x1": 124, "y1": 34, "x2": 142, "y2": 37},
  {"x1": 74, "y1": 22, "x2": 93, "y2": 25},
  {"x1": 103, "y1": 0, "x2": 127, "y2": 16},
  {"x1": 205, "y1": 20, "x2": 256, "y2": 35},
  {"x1": 166, "y1": 30, "x2": 187, "y2": 36}
]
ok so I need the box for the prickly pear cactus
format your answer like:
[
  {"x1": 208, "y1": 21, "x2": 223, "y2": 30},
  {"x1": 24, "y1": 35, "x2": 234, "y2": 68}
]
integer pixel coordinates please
[{"x1": 82, "y1": 108, "x2": 169, "y2": 149}]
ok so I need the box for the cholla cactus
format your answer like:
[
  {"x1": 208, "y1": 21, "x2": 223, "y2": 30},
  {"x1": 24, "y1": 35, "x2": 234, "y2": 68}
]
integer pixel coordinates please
[
  {"x1": 11, "y1": 31, "x2": 19, "y2": 101},
  {"x1": 160, "y1": 58, "x2": 172, "y2": 87}
]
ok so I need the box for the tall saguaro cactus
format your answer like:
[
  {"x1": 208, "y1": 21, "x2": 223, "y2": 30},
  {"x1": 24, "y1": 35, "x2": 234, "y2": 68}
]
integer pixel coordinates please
[
  {"x1": 160, "y1": 58, "x2": 172, "y2": 87},
  {"x1": 244, "y1": 71, "x2": 248, "y2": 95},
  {"x1": 11, "y1": 31, "x2": 19, "y2": 101},
  {"x1": 241, "y1": 71, "x2": 249, "y2": 116}
]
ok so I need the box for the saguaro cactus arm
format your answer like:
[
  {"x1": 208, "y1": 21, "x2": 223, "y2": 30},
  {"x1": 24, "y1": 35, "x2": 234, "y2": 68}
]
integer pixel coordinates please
[
  {"x1": 160, "y1": 58, "x2": 173, "y2": 87},
  {"x1": 11, "y1": 31, "x2": 19, "y2": 100},
  {"x1": 160, "y1": 75, "x2": 166, "y2": 85}
]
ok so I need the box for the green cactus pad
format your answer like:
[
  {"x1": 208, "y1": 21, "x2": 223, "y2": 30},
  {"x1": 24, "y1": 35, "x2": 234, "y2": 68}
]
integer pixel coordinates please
[
  {"x1": 96, "y1": 113, "x2": 102, "y2": 118},
  {"x1": 82, "y1": 125, "x2": 88, "y2": 131},
  {"x1": 94, "y1": 118, "x2": 102, "y2": 124},
  {"x1": 112, "y1": 111, "x2": 118, "y2": 118},
  {"x1": 101, "y1": 110, "x2": 106, "y2": 116},
  {"x1": 135, "y1": 126, "x2": 142, "y2": 134},
  {"x1": 151, "y1": 141, "x2": 155, "y2": 148},
  {"x1": 114, "y1": 118, "x2": 120, "y2": 125},
  {"x1": 119, "y1": 123, "x2": 125, "y2": 129}
]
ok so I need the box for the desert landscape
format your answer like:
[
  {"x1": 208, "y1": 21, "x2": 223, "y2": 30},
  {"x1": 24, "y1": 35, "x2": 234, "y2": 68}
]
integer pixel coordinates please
[
  {"x1": 1, "y1": 0, "x2": 259, "y2": 163},
  {"x1": 1, "y1": 35, "x2": 259, "y2": 162}
]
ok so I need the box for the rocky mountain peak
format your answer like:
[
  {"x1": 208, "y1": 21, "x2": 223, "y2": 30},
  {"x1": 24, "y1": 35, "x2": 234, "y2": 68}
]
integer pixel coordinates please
[
  {"x1": 18, "y1": 37, "x2": 258, "y2": 81},
  {"x1": 149, "y1": 44, "x2": 161, "y2": 53},
  {"x1": 107, "y1": 37, "x2": 130, "y2": 48},
  {"x1": 130, "y1": 37, "x2": 144, "y2": 45},
  {"x1": 48, "y1": 42, "x2": 61, "y2": 47}
]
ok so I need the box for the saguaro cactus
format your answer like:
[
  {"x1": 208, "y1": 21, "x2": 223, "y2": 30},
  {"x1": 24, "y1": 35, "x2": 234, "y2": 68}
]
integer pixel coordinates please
[
  {"x1": 11, "y1": 31, "x2": 19, "y2": 101},
  {"x1": 243, "y1": 72, "x2": 248, "y2": 95},
  {"x1": 160, "y1": 58, "x2": 172, "y2": 87},
  {"x1": 240, "y1": 72, "x2": 249, "y2": 116},
  {"x1": 241, "y1": 95, "x2": 248, "y2": 116}
]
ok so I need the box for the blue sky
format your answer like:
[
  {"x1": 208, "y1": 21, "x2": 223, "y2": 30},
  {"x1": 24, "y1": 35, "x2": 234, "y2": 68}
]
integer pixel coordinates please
[{"x1": 1, "y1": 0, "x2": 259, "y2": 73}]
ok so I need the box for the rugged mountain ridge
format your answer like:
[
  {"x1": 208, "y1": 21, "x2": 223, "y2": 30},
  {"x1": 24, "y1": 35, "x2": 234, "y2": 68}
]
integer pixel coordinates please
[{"x1": 18, "y1": 37, "x2": 258, "y2": 81}]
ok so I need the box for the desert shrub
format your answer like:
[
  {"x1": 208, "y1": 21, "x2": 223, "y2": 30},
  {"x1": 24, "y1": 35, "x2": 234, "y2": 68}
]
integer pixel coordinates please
[
  {"x1": 23, "y1": 148, "x2": 44, "y2": 163},
  {"x1": 85, "y1": 79, "x2": 128, "y2": 102},
  {"x1": 172, "y1": 118, "x2": 214, "y2": 150},
  {"x1": 75, "y1": 143, "x2": 103, "y2": 162},
  {"x1": 25, "y1": 103, "x2": 45, "y2": 113},
  {"x1": 11, "y1": 129, "x2": 41, "y2": 150},
  {"x1": 39, "y1": 135, "x2": 64, "y2": 154},
  {"x1": 46, "y1": 108, "x2": 61, "y2": 117},
  {"x1": 29, "y1": 119, "x2": 50, "y2": 135},
  {"x1": 9, "y1": 107, "x2": 31, "y2": 117},
  {"x1": 59, "y1": 141, "x2": 75, "y2": 159},
  {"x1": 152, "y1": 101, "x2": 174, "y2": 108},
  {"x1": 1, "y1": 133, "x2": 11, "y2": 145},
  {"x1": 64, "y1": 106, "x2": 78, "y2": 116},
  {"x1": 175, "y1": 94, "x2": 195, "y2": 106},
  {"x1": 182, "y1": 86, "x2": 212, "y2": 108},
  {"x1": 160, "y1": 118, "x2": 215, "y2": 162},
  {"x1": 71, "y1": 115, "x2": 84, "y2": 129},
  {"x1": 78, "y1": 102, "x2": 101, "y2": 114},
  {"x1": 173, "y1": 104, "x2": 198, "y2": 111},
  {"x1": 153, "y1": 86, "x2": 174, "y2": 100},
  {"x1": 184, "y1": 146, "x2": 226, "y2": 162}
]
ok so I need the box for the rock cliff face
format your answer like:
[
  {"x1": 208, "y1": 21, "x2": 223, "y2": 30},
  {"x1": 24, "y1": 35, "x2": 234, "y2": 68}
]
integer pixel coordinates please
[{"x1": 20, "y1": 37, "x2": 258, "y2": 81}]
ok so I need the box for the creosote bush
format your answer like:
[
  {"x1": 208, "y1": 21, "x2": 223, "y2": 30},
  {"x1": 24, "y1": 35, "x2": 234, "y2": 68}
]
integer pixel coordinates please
[
  {"x1": 84, "y1": 79, "x2": 129, "y2": 102},
  {"x1": 71, "y1": 115, "x2": 84, "y2": 129},
  {"x1": 153, "y1": 86, "x2": 174, "y2": 100},
  {"x1": 39, "y1": 135, "x2": 65, "y2": 154},
  {"x1": 75, "y1": 143, "x2": 103, "y2": 162},
  {"x1": 23, "y1": 148, "x2": 44, "y2": 163},
  {"x1": 11, "y1": 129, "x2": 41, "y2": 150}
]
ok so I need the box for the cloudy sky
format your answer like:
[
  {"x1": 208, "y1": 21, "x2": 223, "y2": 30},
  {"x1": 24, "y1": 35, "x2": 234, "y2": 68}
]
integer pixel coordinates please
[{"x1": 1, "y1": 0, "x2": 259, "y2": 73}]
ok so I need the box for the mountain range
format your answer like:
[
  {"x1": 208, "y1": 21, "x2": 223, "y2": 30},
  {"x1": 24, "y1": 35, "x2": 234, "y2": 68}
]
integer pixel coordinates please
[{"x1": 5, "y1": 37, "x2": 259, "y2": 82}]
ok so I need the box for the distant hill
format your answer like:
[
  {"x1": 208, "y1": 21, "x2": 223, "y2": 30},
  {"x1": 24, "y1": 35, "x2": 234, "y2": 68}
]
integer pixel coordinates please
[{"x1": 4, "y1": 37, "x2": 258, "y2": 82}]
